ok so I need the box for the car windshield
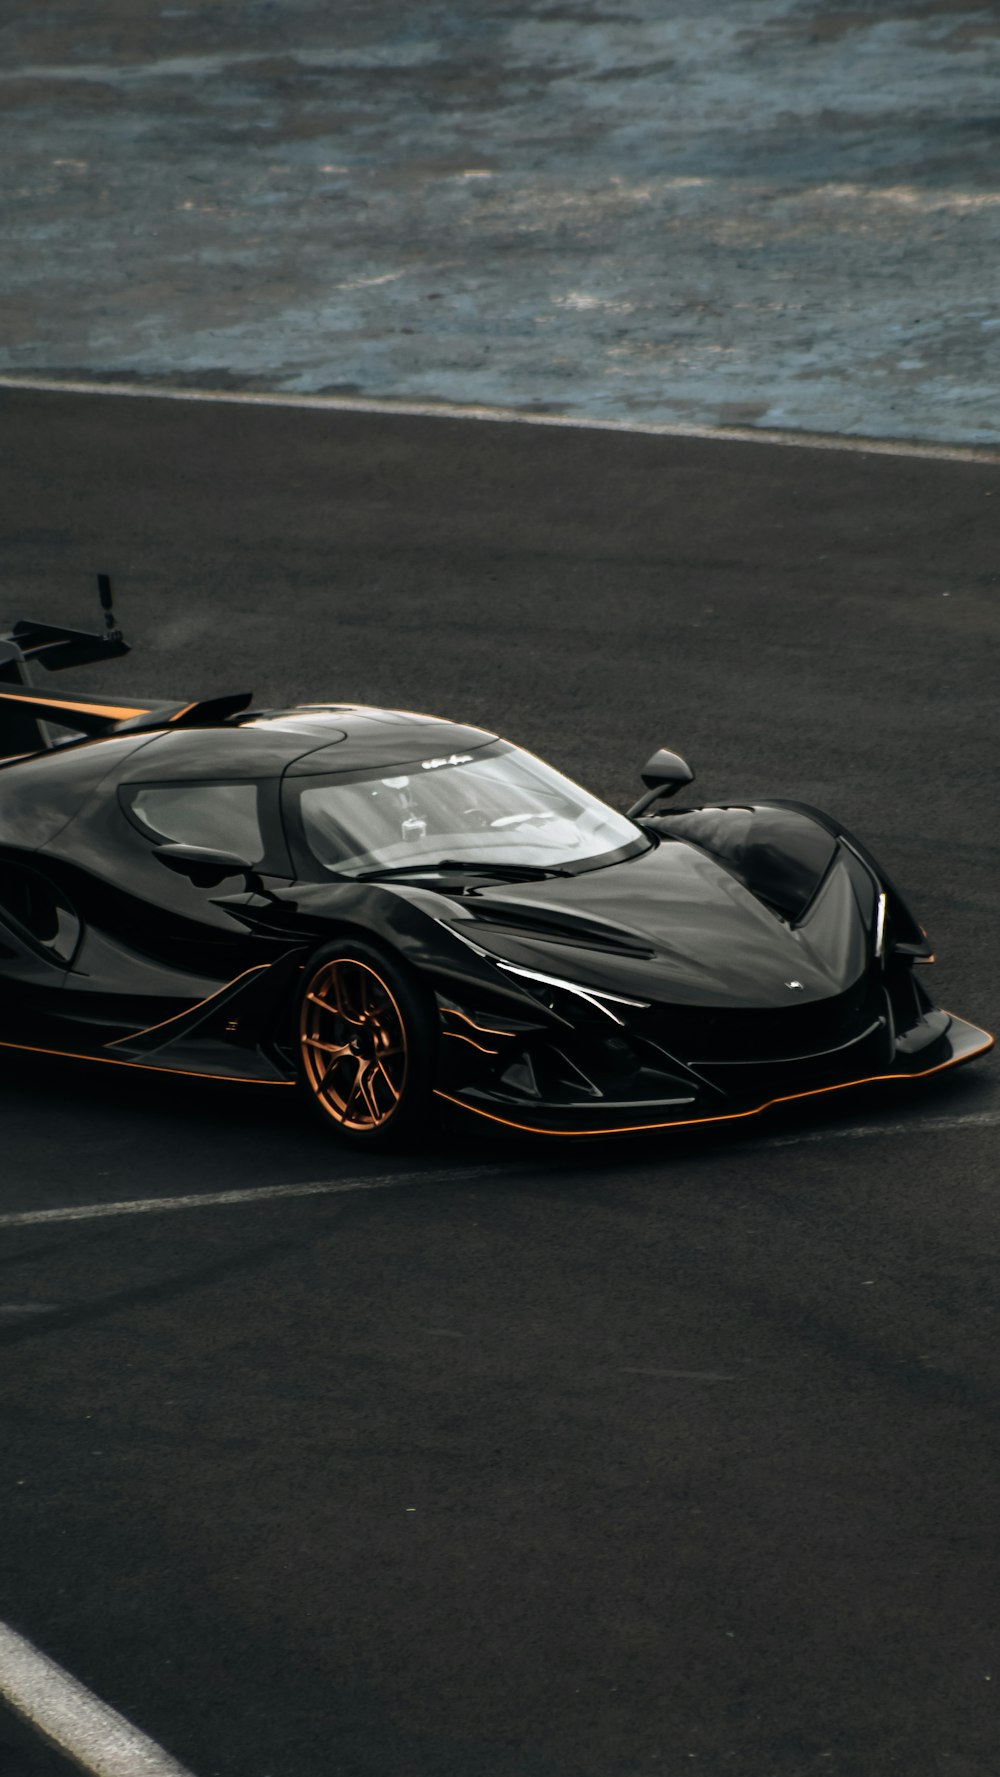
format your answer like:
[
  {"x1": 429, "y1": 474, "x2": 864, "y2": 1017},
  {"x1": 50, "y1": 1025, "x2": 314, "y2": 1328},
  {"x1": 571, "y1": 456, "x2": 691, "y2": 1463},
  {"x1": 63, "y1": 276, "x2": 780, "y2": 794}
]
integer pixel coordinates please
[{"x1": 293, "y1": 744, "x2": 646, "y2": 878}]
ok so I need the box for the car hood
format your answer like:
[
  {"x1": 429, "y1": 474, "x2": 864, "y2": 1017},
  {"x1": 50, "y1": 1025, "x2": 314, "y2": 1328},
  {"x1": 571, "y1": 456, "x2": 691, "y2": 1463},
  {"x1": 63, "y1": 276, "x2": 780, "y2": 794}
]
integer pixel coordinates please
[{"x1": 441, "y1": 838, "x2": 870, "y2": 1010}]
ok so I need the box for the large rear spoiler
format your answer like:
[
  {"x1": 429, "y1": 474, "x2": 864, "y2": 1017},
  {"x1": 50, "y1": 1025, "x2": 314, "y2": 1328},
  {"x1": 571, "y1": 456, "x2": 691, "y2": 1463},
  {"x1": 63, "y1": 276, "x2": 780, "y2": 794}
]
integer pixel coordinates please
[
  {"x1": 0, "y1": 577, "x2": 251, "y2": 759},
  {"x1": 0, "y1": 574, "x2": 129, "y2": 683}
]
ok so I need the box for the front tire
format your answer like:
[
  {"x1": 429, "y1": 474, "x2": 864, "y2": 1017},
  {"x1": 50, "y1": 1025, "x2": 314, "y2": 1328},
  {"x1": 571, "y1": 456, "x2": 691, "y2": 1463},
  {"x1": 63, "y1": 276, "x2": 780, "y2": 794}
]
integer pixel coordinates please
[{"x1": 295, "y1": 939, "x2": 438, "y2": 1148}]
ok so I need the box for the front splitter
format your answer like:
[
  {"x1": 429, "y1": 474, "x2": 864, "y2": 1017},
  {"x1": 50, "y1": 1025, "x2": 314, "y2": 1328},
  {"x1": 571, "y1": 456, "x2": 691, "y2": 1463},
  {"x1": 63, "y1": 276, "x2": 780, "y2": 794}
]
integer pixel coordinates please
[{"x1": 434, "y1": 1014, "x2": 994, "y2": 1139}]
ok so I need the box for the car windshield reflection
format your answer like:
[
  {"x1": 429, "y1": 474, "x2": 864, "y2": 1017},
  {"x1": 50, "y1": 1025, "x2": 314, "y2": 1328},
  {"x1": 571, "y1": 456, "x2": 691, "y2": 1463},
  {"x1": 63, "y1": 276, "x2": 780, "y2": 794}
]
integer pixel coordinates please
[{"x1": 293, "y1": 744, "x2": 647, "y2": 878}]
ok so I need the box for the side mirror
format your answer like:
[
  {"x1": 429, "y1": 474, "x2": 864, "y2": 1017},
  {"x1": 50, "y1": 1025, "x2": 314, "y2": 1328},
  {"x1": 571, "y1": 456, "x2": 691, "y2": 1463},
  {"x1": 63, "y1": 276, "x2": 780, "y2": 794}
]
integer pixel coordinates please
[
  {"x1": 627, "y1": 748, "x2": 695, "y2": 818},
  {"x1": 154, "y1": 843, "x2": 256, "y2": 887}
]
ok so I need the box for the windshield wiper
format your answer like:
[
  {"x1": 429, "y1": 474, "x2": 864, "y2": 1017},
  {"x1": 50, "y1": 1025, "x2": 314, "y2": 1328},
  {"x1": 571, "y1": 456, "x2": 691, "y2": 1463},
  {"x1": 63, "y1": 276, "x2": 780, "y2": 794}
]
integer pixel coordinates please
[{"x1": 354, "y1": 857, "x2": 570, "y2": 882}]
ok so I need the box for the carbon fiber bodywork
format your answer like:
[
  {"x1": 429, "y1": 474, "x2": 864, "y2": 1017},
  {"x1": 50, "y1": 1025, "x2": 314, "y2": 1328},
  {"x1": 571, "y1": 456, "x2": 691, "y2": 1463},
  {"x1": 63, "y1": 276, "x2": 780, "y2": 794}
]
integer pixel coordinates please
[{"x1": 0, "y1": 667, "x2": 992, "y2": 1137}]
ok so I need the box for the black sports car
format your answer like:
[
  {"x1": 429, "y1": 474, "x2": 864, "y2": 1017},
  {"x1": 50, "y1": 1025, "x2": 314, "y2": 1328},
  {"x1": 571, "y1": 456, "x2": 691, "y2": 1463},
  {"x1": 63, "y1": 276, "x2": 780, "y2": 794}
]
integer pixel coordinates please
[{"x1": 0, "y1": 590, "x2": 991, "y2": 1147}]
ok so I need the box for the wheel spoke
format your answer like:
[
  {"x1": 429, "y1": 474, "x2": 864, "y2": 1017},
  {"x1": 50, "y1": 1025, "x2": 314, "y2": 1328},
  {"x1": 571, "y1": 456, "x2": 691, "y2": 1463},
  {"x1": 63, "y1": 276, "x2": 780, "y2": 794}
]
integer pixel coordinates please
[
  {"x1": 320, "y1": 1048, "x2": 353, "y2": 1089},
  {"x1": 356, "y1": 1062, "x2": 382, "y2": 1123},
  {"x1": 340, "y1": 965, "x2": 368, "y2": 1026},
  {"x1": 341, "y1": 1058, "x2": 365, "y2": 1119},
  {"x1": 301, "y1": 956, "x2": 410, "y2": 1130},
  {"x1": 374, "y1": 1058, "x2": 401, "y2": 1102},
  {"x1": 327, "y1": 966, "x2": 347, "y2": 1018},
  {"x1": 302, "y1": 1036, "x2": 353, "y2": 1059},
  {"x1": 306, "y1": 990, "x2": 341, "y2": 1018}
]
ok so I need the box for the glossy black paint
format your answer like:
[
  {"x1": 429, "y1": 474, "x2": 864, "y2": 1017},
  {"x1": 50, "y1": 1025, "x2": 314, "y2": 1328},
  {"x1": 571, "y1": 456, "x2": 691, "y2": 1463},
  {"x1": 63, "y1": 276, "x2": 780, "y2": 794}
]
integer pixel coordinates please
[{"x1": 0, "y1": 673, "x2": 992, "y2": 1136}]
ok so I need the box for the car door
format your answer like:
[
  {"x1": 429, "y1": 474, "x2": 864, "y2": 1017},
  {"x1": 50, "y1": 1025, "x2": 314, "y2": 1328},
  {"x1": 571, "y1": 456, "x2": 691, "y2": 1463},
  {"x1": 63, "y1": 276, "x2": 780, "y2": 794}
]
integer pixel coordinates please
[{"x1": 45, "y1": 775, "x2": 288, "y2": 1040}]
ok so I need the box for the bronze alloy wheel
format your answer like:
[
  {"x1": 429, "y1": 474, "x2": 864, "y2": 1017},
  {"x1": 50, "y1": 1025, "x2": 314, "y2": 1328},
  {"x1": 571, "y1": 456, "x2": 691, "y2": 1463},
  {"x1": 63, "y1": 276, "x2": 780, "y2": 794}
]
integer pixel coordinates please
[
  {"x1": 295, "y1": 941, "x2": 438, "y2": 1146},
  {"x1": 299, "y1": 954, "x2": 411, "y2": 1132}
]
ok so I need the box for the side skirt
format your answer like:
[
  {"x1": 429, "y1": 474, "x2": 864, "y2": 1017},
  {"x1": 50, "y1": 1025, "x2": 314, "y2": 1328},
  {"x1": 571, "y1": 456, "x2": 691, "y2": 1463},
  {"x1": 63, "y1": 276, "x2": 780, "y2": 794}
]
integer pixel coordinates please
[{"x1": 0, "y1": 1035, "x2": 296, "y2": 1086}]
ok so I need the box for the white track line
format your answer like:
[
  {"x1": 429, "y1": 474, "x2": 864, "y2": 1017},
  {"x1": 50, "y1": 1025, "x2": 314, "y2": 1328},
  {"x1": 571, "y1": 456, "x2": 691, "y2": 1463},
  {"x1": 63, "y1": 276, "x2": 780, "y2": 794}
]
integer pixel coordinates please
[
  {"x1": 0, "y1": 1165, "x2": 508, "y2": 1229},
  {"x1": 0, "y1": 1110, "x2": 995, "y2": 1230},
  {"x1": 2, "y1": 374, "x2": 999, "y2": 464},
  {"x1": 0, "y1": 1620, "x2": 195, "y2": 1777}
]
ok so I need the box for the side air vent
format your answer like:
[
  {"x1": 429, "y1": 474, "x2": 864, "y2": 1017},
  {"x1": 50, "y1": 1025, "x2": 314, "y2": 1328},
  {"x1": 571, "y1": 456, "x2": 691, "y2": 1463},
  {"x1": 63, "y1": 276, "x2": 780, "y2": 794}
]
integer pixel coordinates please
[{"x1": 468, "y1": 902, "x2": 655, "y2": 958}]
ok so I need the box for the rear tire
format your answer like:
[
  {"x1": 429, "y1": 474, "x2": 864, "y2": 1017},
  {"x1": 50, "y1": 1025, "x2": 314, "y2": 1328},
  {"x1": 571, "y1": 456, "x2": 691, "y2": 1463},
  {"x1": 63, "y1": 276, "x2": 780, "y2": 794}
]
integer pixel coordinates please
[{"x1": 295, "y1": 939, "x2": 438, "y2": 1149}]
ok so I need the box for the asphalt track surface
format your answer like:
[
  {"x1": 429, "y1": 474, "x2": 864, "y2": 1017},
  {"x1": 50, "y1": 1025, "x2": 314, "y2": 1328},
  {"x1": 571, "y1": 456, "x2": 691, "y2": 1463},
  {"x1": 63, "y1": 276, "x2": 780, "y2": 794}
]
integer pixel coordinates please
[{"x1": 0, "y1": 388, "x2": 998, "y2": 1777}]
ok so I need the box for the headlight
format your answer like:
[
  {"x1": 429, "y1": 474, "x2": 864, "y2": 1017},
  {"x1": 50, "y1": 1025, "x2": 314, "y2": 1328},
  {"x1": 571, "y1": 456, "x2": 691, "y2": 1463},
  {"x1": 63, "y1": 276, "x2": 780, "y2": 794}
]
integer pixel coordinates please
[
  {"x1": 438, "y1": 918, "x2": 650, "y2": 1026},
  {"x1": 493, "y1": 960, "x2": 649, "y2": 1026},
  {"x1": 874, "y1": 891, "x2": 887, "y2": 960}
]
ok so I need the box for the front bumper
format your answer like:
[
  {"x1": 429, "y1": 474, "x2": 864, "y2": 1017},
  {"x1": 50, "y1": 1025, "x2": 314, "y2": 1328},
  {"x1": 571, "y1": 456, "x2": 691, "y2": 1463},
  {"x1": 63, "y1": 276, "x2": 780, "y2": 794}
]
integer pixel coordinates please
[{"x1": 433, "y1": 989, "x2": 994, "y2": 1139}]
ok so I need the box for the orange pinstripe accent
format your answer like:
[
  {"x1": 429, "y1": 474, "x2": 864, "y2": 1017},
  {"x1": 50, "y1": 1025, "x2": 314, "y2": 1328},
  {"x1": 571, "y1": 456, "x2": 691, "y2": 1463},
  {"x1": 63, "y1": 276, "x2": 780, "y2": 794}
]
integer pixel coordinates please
[
  {"x1": 0, "y1": 690, "x2": 149, "y2": 720},
  {"x1": 0, "y1": 1037, "x2": 293, "y2": 1085},
  {"x1": 106, "y1": 965, "x2": 271, "y2": 1046},
  {"x1": 168, "y1": 703, "x2": 199, "y2": 722},
  {"x1": 433, "y1": 1031, "x2": 994, "y2": 1137},
  {"x1": 442, "y1": 1007, "x2": 517, "y2": 1038},
  {"x1": 442, "y1": 1030, "x2": 500, "y2": 1056}
]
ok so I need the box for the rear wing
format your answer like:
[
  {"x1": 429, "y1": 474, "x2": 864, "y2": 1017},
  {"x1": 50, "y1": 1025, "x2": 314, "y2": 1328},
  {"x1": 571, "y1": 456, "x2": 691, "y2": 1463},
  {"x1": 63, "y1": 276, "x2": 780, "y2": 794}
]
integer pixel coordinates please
[
  {"x1": 0, "y1": 576, "x2": 251, "y2": 759},
  {"x1": 0, "y1": 573, "x2": 128, "y2": 676}
]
